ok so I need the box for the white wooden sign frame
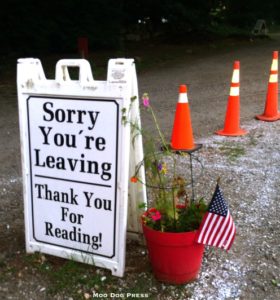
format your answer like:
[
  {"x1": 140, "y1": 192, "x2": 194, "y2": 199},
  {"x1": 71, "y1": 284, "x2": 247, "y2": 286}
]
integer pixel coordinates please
[{"x1": 17, "y1": 58, "x2": 146, "y2": 277}]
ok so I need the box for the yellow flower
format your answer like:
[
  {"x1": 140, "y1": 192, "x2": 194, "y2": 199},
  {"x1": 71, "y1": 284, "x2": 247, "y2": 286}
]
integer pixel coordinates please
[{"x1": 161, "y1": 162, "x2": 167, "y2": 174}]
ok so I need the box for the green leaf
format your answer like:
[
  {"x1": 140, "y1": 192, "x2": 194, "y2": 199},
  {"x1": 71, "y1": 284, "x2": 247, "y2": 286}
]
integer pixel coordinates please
[
  {"x1": 271, "y1": 279, "x2": 279, "y2": 286},
  {"x1": 138, "y1": 202, "x2": 147, "y2": 209},
  {"x1": 131, "y1": 96, "x2": 137, "y2": 102}
]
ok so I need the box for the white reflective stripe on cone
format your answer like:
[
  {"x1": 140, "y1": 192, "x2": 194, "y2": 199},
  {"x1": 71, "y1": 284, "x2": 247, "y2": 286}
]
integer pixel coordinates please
[
  {"x1": 231, "y1": 69, "x2": 239, "y2": 83},
  {"x1": 178, "y1": 93, "x2": 189, "y2": 103},
  {"x1": 269, "y1": 74, "x2": 278, "y2": 83},
  {"x1": 271, "y1": 59, "x2": 278, "y2": 71},
  {"x1": 230, "y1": 86, "x2": 239, "y2": 96}
]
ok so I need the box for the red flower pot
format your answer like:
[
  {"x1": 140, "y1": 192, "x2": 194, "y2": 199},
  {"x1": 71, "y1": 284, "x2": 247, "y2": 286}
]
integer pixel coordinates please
[{"x1": 142, "y1": 223, "x2": 204, "y2": 284}]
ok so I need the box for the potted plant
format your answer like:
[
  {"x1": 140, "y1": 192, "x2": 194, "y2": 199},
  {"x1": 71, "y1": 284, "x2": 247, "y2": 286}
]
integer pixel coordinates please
[{"x1": 127, "y1": 93, "x2": 208, "y2": 284}]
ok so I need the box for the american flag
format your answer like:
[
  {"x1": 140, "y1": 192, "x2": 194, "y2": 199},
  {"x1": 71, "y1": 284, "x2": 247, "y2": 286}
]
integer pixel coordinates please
[{"x1": 196, "y1": 184, "x2": 236, "y2": 251}]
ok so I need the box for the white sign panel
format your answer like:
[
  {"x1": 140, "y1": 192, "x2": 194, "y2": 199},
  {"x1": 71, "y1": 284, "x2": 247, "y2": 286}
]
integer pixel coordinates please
[
  {"x1": 27, "y1": 96, "x2": 119, "y2": 257},
  {"x1": 17, "y1": 58, "x2": 147, "y2": 277}
]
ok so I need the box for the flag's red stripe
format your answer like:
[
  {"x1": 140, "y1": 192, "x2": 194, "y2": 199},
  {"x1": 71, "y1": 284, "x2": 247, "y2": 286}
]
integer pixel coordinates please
[
  {"x1": 203, "y1": 214, "x2": 219, "y2": 244},
  {"x1": 213, "y1": 213, "x2": 230, "y2": 246},
  {"x1": 197, "y1": 212, "x2": 212, "y2": 243},
  {"x1": 224, "y1": 219, "x2": 236, "y2": 250},
  {"x1": 226, "y1": 223, "x2": 236, "y2": 251},
  {"x1": 205, "y1": 215, "x2": 224, "y2": 245},
  {"x1": 218, "y1": 215, "x2": 233, "y2": 248},
  {"x1": 202, "y1": 213, "x2": 217, "y2": 244},
  {"x1": 222, "y1": 221, "x2": 234, "y2": 250},
  {"x1": 216, "y1": 214, "x2": 231, "y2": 247}
]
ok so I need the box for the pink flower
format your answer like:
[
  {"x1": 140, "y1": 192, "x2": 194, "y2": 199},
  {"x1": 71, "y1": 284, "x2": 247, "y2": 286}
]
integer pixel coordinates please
[
  {"x1": 142, "y1": 208, "x2": 161, "y2": 222},
  {"x1": 142, "y1": 93, "x2": 150, "y2": 107},
  {"x1": 151, "y1": 211, "x2": 161, "y2": 221}
]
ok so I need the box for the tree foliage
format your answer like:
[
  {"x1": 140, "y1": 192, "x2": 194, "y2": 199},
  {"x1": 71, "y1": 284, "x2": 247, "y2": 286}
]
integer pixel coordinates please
[{"x1": 0, "y1": 0, "x2": 279, "y2": 56}]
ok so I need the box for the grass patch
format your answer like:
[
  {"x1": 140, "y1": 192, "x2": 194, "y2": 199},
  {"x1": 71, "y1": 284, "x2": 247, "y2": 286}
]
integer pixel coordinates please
[
  {"x1": 19, "y1": 253, "x2": 180, "y2": 299},
  {"x1": 47, "y1": 260, "x2": 104, "y2": 297},
  {"x1": 216, "y1": 141, "x2": 246, "y2": 161},
  {"x1": 0, "y1": 259, "x2": 13, "y2": 282},
  {"x1": 22, "y1": 253, "x2": 114, "y2": 299}
]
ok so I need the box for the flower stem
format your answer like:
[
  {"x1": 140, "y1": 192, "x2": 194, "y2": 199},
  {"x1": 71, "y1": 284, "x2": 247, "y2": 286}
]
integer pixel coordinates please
[
  {"x1": 150, "y1": 107, "x2": 169, "y2": 150},
  {"x1": 172, "y1": 187, "x2": 176, "y2": 230}
]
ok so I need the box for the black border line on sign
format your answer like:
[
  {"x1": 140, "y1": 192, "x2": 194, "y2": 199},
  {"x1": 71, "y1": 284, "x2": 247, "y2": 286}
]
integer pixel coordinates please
[
  {"x1": 34, "y1": 175, "x2": 112, "y2": 188},
  {"x1": 26, "y1": 95, "x2": 120, "y2": 259}
]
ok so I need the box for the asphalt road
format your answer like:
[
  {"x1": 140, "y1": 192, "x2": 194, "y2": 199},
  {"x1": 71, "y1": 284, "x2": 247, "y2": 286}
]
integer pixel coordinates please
[{"x1": 138, "y1": 35, "x2": 280, "y2": 139}]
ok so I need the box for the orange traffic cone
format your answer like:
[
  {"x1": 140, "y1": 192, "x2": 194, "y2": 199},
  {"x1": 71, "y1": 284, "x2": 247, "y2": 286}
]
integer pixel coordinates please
[
  {"x1": 170, "y1": 85, "x2": 197, "y2": 151},
  {"x1": 216, "y1": 61, "x2": 247, "y2": 136},
  {"x1": 256, "y1": 51, "x2": 280, "y2": 121}
]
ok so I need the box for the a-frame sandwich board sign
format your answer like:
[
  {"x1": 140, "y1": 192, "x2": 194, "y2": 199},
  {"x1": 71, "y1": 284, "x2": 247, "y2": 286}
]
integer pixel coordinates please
[
  {"x1": 107, "y1": 58, "x2": 147, "y2": 239},
  {"x1": 17, "y1": 58, "x2": 146, "y2": 277}
]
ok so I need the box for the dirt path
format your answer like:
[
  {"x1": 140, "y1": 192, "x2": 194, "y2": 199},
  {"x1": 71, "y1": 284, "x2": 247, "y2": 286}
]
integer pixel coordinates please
[{"x1": 0, "y1": 36, "x2": 280, "y2": 299}]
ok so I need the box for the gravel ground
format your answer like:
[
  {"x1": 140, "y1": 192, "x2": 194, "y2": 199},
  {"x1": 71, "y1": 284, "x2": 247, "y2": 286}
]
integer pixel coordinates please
[
  {"x1": 0, "y1": 36, "x2": 280, "y2": 299},
  {"x1": 189, "y1": 120, "x2": 280, "y2": 300}
]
